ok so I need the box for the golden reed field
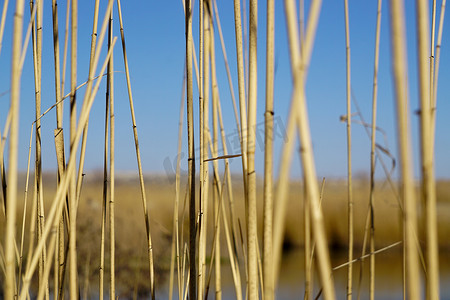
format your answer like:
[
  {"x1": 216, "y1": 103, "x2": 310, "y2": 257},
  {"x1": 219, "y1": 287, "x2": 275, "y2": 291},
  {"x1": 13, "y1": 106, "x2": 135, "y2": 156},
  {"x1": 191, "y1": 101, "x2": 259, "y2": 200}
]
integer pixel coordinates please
[{"x1": 0, "y1": 0, "x2": 449, "y2": 299}]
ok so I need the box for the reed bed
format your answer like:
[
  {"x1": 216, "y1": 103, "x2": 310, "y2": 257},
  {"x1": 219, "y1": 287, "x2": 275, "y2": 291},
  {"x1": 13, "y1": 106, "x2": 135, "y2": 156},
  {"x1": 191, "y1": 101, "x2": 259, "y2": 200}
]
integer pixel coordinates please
[{"x1": 0, "y1": 1, "x2": 448, "y2": 300}]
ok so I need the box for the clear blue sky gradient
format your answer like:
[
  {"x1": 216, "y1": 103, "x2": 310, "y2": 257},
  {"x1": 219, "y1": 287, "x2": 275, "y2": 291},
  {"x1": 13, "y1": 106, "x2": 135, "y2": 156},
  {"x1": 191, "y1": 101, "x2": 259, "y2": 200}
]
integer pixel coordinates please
[{"x1": 0, "y1": 1, "x2": 449, "y2": 180}]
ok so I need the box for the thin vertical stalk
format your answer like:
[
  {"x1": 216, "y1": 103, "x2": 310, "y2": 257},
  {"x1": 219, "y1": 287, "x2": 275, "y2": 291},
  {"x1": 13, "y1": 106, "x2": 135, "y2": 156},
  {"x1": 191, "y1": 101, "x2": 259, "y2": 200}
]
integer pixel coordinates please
[
  {"x1": 430, "y1": 0, "x2": 436, "y2": 103},
  {"x1": 368, "y1": 1, "x2": 382, "y2": 299},
  {"x1": 60, "y1": 0, "x2": 70, "y2": 97},
  {"x1": 299, "y1": 1, "x2": 311, "y2": 298},
  {"x1": 233, "y1": 0, "x2": 249, "y2": 202},
  {"x1": 431, "y1": 0, "x2": 446, "y2": 149},
  {"x1": 5, "y1": 0, "x2": 25, "y2": 298},
  {"x1": 99, "y1": 63, "x2": 110, "y2": 300},
  {"x1": 343, "y1": 1, "x2": 353, "y2": 299},
  {"x1": 198, "y1": 0, "x2": 206, "y2": 297},
  {"x1": 416, "y1": 0, "x2": 439, "y2": 298},
  {"x1": 17, "y1": 125, "x2": 34, "y2": 294},
  {"x1": 247, "y1": 0, "x2": 258, "y2": 298},
  {"x1": 169, "y1": 65, "x2": 186, "y2": 300},
  {"x1": 116, "y1": 2, "x2": 155, "y2": 298},
  {"x1": 50, "y1": 2, "x2": 66, "y2": 294},
  {"x1": 263, "y1": 0, "x2": 274, "y2": 298},
  {"x1": 209, "y1": 15, "x2": 221, "y2": 299},
  {"x1": 212, "y1": 0, "x2": 241, "y2": 136},
  {"x1": 184, "y1": 0, "x2": 197, "y2": 298},
  {"x1": 51, "y1": 0, "x2": 63, "y2": 128},
  {"x1": 69, "y1": 0, "x2": 78, "y2": 297},
  {"x1": 0, "y1": 0, "x2": 9, "y2": 56},
  {"x1": 389, "y1": 1, "x2": 421, "y2": 299},
  {"x1": 108, "y1": 8, "x2": 116, "y2": 298},
  {"x1": 216, "y1": 78, "x2": 243, "y2": 300},
  {"x1": 30, "y1": 0, "x2": 47, "y2": 296},
  {"x1": 75, "y1": 0, "x2": 100, "y2": 208}
]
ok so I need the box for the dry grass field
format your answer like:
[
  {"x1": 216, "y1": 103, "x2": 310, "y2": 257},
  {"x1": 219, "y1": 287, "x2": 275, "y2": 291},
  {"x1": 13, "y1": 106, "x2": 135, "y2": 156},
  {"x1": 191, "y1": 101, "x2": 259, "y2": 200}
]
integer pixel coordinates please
[{"x1": 2, "y1": 172, "x2": 449, "y2": 296}]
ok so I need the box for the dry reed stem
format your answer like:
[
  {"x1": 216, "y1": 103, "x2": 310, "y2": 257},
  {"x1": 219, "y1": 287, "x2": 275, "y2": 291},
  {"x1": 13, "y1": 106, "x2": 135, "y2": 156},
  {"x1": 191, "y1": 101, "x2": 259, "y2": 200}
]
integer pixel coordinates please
[
  {"x1": 430, "y1": 0, "x2": 436, "y2": 104},
  {"x1": 5, "y1": 0, "x2": 25, "y2": 298},
  {"x1": 54, "y1": 128, "x2": 66, "y2": 300},
  {"x1": 389, "y1": 1, "x2": 421, "y2": 299},
  {"x1": 60, "y1": 0, "x2": 70, "y2": 97},
  {"x1": 50, "y1": 2, "x2": 65, "y2": 293},
  {"x1": 233, "y1": 0, "x2": 249, "y2": 203},
  {"x1": 368, "y1": 1, "x2": 382, "y2": 299},
  {"x1": 69, "y1": 0, "x2": 79, "y2": 297},
  {"x1": 108, "y1": 9, "x2": 116, "y2": 297},
  {"x1": 17, "y1": 125, "x2": 34, "y2": 294},
  {"x1": 198, "y1": 0, "x2": 207, "y2": 297},
  {"x1": 29, "y1": 1, "x2": 47, "y2": 295},
  {"x1": 116, "y1": 2, "x2": 155, "y2": 297},
  {"x1": 212, "y1": 0, "x2": 241, "y2": 264},
  {"x1": 247, "y1": 0, "x2": 258, "y2": 298},
  {"x1": 212, "y1": 0, "x2": 241, "y2": 135},
  {"x1": 99, "y1": 71, "x2": 109, "y2": 300},
  {"x1": 75, "y1": 0, "x2": 101, "y2": 212},
  {"x1": 51, "y1": 0, "x2": 63, "y2": 128},
  {"x1": 209, "y1": 12, "x2": 222, "y2": 299},
  {"x1": 19, "y1": 2, "x2": 37, "y2": 71},
  {"x1": 184, "y1": 0, "x2": 197, "y2": 298},
  {"x1": 263, "y1": 0, "x2": 274, "y2": 298},
  {"x1": 37, "y1": 230, "x2": 57, "y2": 300},
  {"x1": 416, "y1": 0, "x2": 439, "y2": 298},
  {"x1": 0, "y1": 114, "x2": 11, "y2": 216},
  {"x1": 169, "y1": 65, "x2": 186, "y2": 300},
  {"x1": 0, "y1": 0, "x2": 9, "y2": 56},
  {"x1": 431, "y1": 0, "x2": 446, "y2": 149},
  {"x1": 343, "y1": 1, "x2": 353, "y2": 299},
  {"x1": 216, "y1": 101, "x2": 243, "y2": 300}
]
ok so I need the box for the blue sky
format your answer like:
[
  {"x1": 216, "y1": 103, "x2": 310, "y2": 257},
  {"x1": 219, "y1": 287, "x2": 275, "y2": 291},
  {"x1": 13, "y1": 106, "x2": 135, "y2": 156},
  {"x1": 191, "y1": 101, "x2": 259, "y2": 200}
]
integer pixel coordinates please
[{"x1": 0, "y1": 0, "x2": 449, "y2": 180}]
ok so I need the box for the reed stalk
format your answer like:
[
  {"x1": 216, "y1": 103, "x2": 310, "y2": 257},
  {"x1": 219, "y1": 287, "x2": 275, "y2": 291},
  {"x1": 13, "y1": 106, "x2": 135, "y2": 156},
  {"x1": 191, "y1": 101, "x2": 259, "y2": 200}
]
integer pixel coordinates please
[
  {"x1": 30, "y1": 1, "x2": 47, "y2": 296},
  {"x1": 169, "y1": 65, "x2": 186, "y2": 300},
  {"x1": 247, "y1": 0, "x2": 258, "y2": 298},
  {"x1": 115, "y1": 2, "x2": 155, "y2": 297},
  {"x1": 75, "y1": 0, "x2": 100, "y2": 210},
  {"x1": 17, "y1": 125, "x2": 33, "y2": 295},
  {"x1": 184, "y1": 0, "x2": 197, "y2": 298},
  {"x1": 233, "y1": 0, "x2": 249, "y2": 202},
  {"x1": 212, "y1": 0, "x2": 241, "y2": 135},
  {"x1": 431, "y1": 0, "x2": 446, "y2": 149},
  {"x1": 50, "y1": 2, "x2": 66, "y2": 294},
  {"x1": 430, "y1": 0, "x2": 436, "y2": 103},
  {"x1": 217, "y1": 100, "x2": 243, "y2": 300},
  {"x1": 0, "y1": 0, "x2": 9, "y2": 56},
  {"x1": 343, "y1": 2, "x2": 353, "y2": 299},
  {"x1": 69, "y1": 0, "x2": 79, "y2": 297},
  {"x1": 212, "y1": 0, "x2": 242, "y2": 263},
  {"x1": 209, "y1": 16, "x2": 222, "y2": 298},
  {"x1": 60, "y1": 0, "x2": 70, "y2": 97},
  {"x1": 368, "y1": 1, "x2": 382, "y2": 299},
  {"x1": 416, "y1": 0, "x2": 439, "y2": 298},
  {"x1": 54, "y1": 127, "x2": 66, "y2": 300},
  {"x1": 198, "y1": 0, "x2": 206, "y2": 297},
  {"x1": 108, "y1": 9, "x2": 116, "y2": 297},
  {"x1": 51, "y1": 0, "x2": 63, "y2": 129},
  {"x1": 5, "y1": 0, "x2": 25, "y2": 298},
  {"x1": 263, "y1": 0, "x2": 274, "y2": 298},
  {"x1": 389, "y1": 1, "x2": 421, "y2": 299},
  {"x1": 99, "y1": 72, "x2": 109, "y2": 300}
]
